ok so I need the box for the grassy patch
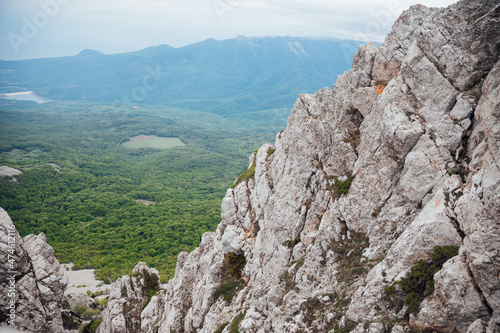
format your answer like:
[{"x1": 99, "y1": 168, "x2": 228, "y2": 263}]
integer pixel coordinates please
[
  {"x1": 280, "y1": 270, "x2": 297, "y2": 293},
  {"x1": 333, "y1": 322, "x2": 356, "y2": 333},
  {"x1": 284, "y1": 237, "x2": 301, "y2": 249},
  {"x1": 300, "y1": 293, "x2": 353, "y2": 331},
  {"x1": 215, "y1": 252, "x2": 247, "y2": 305},
  {"x1": 231, "y1": 160, "x2": 256, "y2": 189},
  {"x1": 332, "y1": 230, "x2": 370, "y2": 283},
  {"x1": 385, "y1": 245, "x2": 460, "y2": 314},
  {"x1": 302, "y1": 297, "x2": 324, "y2": 325},
  {"x1": 372, "y1": 205, "x2": 382, "y2": 218},
  {"x1": 214, "y1": 322, "x2": 229, "y2": 333},
  {"x1": 267, "y1": 147, "x2": 276, "y2": 156},
  {"x1": 215, "y1": 280, "x2": 244, "y2": 305},
  {"x1": 287, "y1": 256, "x2": 305, "y2": 269},
  {"x1": 229, "y1": 311, "x2": 246, "y2": 333},
  {"x1": 122, "y1": 135, "x2": 186, "y2": 149},
  {"x1": 446, "y1": 165, "x2": 467, "y2": 183}
]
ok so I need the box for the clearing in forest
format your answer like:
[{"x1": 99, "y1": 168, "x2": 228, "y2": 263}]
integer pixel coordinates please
[{"x1": 122, "y1": 135, "x2": 186, "y2": 149}]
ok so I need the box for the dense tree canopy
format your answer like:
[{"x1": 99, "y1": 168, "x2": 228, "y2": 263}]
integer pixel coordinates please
[{"x1": 0, "y1": 100, "x2": 279, "y2": 281}]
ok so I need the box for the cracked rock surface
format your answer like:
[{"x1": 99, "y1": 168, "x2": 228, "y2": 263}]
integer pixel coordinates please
[
  {"x1": 98, "y1": 262, "x2": 161, "y2": 333},
  {"x1": 0, "y1": 207, "x2": 68, "y2": 332}
]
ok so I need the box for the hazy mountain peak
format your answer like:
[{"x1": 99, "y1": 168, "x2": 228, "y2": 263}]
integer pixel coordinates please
[{"x1": 77, "y1": 49, "x2": 104, "y2": 57}]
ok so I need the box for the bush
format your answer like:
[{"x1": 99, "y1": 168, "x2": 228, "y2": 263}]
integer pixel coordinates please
[
  {"x1": 385, "y1": 245, "x2": 460, "y2": 314},
  {"x1": 98, "y1": 298, "x2": 109, "y2": 307},
  {"x1": 284, "y1": 237, "x2": 301, "y2": 249},
  {"x1": 446, "y1": 165, "x2": 467, "y2": 183},
  {"x1": 87, "y1": 290, "x2": 104, "y2": 298},
  {"x1": 430, "y1": 245, "x2": 461, "y2": 268},
  {"x1": 222, "y1": 252, "x2": 247, "y2": 280},
  {"x1": 61, "y1": 312, "x2": 78, "y2": 330},
  {"x1": 215, "y1": 252, "x2": 247, "y2": 305},
  {"x1": 330, "y1": 175, "x2": 355, "y2": 196},
  {"x1": 73, "y1": 303, "x2": 87, "y2": 317},
  {"x1": 215, "y1": 280, "x2": 244, "y2": 305},
  {"x1": 79, "y1": 318, "x2": 102, "y2": 333},
  {"x1": 81, "y1": 308, "x2": 100, "y2": 320},
  {"x1": 143, "y1": 270, "x2": 160, "y2": 298}
]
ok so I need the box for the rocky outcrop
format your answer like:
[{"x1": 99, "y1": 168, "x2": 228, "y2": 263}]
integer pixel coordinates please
[
  {"x1": 98, "y1": 262, "x2": 160, "y2": 333},
  {"x1": 0, "y1": 166, "x2": 22, "y2": 178},
  {"x1": 0, "y1": 207, "x2": 68, "y2": 332},
  {"x1": 102, "y1": 0, "x2": 500, "y2": 332}
]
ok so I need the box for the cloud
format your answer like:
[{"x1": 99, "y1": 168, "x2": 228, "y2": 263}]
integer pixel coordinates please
[{"x1": 0, "y1": 0, "x2": 459, "y2": 60}]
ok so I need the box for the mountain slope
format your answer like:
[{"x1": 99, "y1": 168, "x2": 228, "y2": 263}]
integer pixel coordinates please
[
  {"x1": 96, "y1": 0, "x2": 500, "y2": 332},
  {"x1": 0, "y1": 207, "x2": 67, "y2": 332},
  {"x1": 0, "y1": 37, "x2": 365, "y2": 120}
]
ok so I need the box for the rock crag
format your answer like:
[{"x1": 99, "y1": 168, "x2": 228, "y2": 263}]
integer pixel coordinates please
[
  {"x1": 0, "y1": 207, "x2": 68, "y2": 332},
  {"x1": 101, "y1": 0, "x2": 500, "y2": 332},
  {"x1": 97, "y1": 262, "x2": 161, "y2": 333}
]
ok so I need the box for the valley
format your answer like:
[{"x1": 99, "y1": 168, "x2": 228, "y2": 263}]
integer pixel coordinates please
[
  {"x1": 0, "y1": 99, "x2": 279, "y2": 282},
  {"x1": 0, "y1": 36, "x2": 358, "y2": 283},
  {"x1": 122, "y1": 135, "x2": 186, "y2": 149}
]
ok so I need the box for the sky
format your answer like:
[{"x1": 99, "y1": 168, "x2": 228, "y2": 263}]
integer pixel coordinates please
[{"x1": 0, "y1": 0, "x2": 458, "y2": 60}]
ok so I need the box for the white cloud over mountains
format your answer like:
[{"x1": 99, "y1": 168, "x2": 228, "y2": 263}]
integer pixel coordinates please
[{"x1": 0, "y1": 0, "x2": 458, "y2": 60}]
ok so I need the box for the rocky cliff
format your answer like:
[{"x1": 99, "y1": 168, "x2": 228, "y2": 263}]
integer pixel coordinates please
[
  {"x1": 97, "y1": 262, "x2": 161, "y2": 333},
  {"x1": 0, "y1": 207, "x2": 68, "y2": 332},
  {"x1": 100, "y1": 0, "x2": 500, "y2": 332}
]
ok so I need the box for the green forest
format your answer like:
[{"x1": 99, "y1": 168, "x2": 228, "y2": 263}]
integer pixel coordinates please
[{"x1": 0, "y1": 99, "x2": 279, "y2": 282}]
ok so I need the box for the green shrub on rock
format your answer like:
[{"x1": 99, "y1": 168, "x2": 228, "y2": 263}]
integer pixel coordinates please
[
  {"x1": 215, "y1": 252, "x2": 247, "y2": 305},
  {"x1": 229, "y1": 311, "x2": 246, "y2": 333},
  {"x1": 385, "y1": 245, "x2": 460, "y2": 314}
]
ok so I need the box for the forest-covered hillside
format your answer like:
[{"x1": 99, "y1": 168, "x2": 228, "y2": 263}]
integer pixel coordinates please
[
  {"x1": 0, "y1": 36, "x2": 367, "y2": 122},
  {"x1": 0, "y1": 99, "x2": 278, "y2": 281}
]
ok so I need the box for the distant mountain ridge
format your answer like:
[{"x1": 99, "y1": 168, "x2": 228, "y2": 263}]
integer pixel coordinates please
[{"x1": 0, "y1": 36, "x2": 372, "y2": 121}]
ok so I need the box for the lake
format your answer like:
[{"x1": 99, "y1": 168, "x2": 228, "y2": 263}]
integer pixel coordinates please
[{"x1": 0, "y1": 91, "x2": 50, "y2": 104}]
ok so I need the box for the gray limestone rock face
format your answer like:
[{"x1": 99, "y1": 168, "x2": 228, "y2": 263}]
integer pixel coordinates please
[
  {"x1": 107, "y1": 0, "x2": 500, "y2": 332},
  {"x1": 0, "y1": 207, "x2": 68, "y2": 333},
  {"x1": 411, "y1": 252, "x2": 491, "y2": 332},
  {"x1": 97, "y1": 262, "x2": 161, "y2": 333}
]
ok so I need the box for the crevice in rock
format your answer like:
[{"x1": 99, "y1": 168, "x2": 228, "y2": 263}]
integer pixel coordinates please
[
  {"x1": 449, "y1": 217, "x2": 465, "y2": 240},
  {"x1": 305, "y1": 170, "x2": 316, "y2": 190},
  {"x1": 456, "y1": 107, "x2": 477, "y2": 165},
  {"x1": 465, "y1": 260, "x2": 494, "y2": 317},
  {"x1": 350, "y1": 108, "x2": 364, "y2": 127},
  {"x1": 416, "y1": 40, "x2": 458, "y2": 91}
]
